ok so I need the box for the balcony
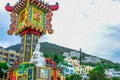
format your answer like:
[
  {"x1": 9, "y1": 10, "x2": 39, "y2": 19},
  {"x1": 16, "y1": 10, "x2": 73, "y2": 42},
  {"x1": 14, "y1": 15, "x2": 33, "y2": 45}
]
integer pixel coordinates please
[
  {"x1": 9, "y1": 54, "x2": 15, "y2": 59},
  {"x1": 0, "y1": 57, "x2": 3, "y2": 61},
  {"x1": 0, "y1": 50, "x2": 3, "y2": 52},
  {"x1": 3, "y1": 55, "x2": 7, "y2": 58},
  {"x1": 9, "y1": 59, "x2": 14, "y2": 64},
  {"x1": 3, "y1": 58, "x2": 8, "y2": 62},
  {"x1": 0, "y1": 52, "x2": 3, "y2": 56},
  {"x1": 0, "y1": 47, "x2": 3, "y2": 51}
]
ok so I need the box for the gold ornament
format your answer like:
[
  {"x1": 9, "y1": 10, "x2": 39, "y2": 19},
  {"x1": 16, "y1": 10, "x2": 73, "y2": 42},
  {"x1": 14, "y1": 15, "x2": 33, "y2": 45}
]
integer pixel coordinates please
[
  {"x1": 7, "y1": 30, "x2": 13, "y2": 35},
  {"x1": 48, "y1": 29, "x2": 54, "y2": 34}
]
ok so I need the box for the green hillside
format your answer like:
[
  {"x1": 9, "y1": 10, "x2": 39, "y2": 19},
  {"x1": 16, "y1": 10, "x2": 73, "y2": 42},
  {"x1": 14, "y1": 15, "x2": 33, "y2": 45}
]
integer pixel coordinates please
[
  {"x1": 5, "y1": 42, "x2": 75, "y2": 58},
  {"x1": 5, "y1": 42, "x2": 74, "y2": 53},
  {"x1": 5, "y1": 42, "x2": 120, "y2": 70}
]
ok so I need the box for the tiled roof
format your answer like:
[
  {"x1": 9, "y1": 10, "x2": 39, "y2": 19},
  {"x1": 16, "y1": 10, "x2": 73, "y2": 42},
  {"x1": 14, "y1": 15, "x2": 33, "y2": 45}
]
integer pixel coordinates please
[{"x1": 5, "y1": 0, "x2": 59, "y2": 13}]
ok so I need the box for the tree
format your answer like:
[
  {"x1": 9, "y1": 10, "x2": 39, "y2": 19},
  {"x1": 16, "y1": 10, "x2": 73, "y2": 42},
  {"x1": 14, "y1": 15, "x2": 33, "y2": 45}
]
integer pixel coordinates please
[
  {"x1": 0, "y1": 62, "x2": 9, "y2": 78},
  {"x1": 89, "y1": 66, "x2": 109, "y2": 80},
  {"x1": 71, "y1": 57, "x2": 77, "y2": 59},
  {"x1": 65, "y1": 74, "x2": 82, "y2": 80},
  {"x1": 112, "y1": 77, "x2": 120, "y2": 80},
  {"x1": 53, "y1": 54, "x2": 64, "y2": 64}
]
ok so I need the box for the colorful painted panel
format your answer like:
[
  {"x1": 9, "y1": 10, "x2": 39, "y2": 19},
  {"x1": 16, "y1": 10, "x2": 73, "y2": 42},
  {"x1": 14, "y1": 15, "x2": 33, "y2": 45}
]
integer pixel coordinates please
[
  {"x1": 17, "y1": 8, "x2": 26, "y2": 28},
  {"x1": 28, "y1": 68, "x2": 33, "y2": 80},
  {"x1": 40, "y1": 68, "x2": 48, "y2": 78},
  {"x1": 30, "y1": 5, "x2": 46, "y2": 28},
  {"x1": 33, "y1": 9, "x2": 41, "y2": 22},
  {"x1": 19, "y1": 10, "x2": 25, "y2": 23},
  {"x1": 23, "y1": 75, "x2": 27, "y2": 80},
  {"x1": 37, "y1": 67, "x2": 51, "y2": 80},
  {"x1": 18, "y1": 76, "x2": 22, "y2": 80}
]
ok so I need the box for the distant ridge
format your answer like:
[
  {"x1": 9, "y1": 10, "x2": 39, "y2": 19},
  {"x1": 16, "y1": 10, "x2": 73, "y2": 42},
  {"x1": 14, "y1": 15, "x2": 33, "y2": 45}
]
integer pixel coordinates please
[
  {"x1": 5, "y1": 42, "x2": 75, "y2": 54},
  {"x1": 4, "y1": 42, "x2": 107, "y2": 59},
  {"x1": 5, "y1": 42, "x2": 120, "y2": 70}
]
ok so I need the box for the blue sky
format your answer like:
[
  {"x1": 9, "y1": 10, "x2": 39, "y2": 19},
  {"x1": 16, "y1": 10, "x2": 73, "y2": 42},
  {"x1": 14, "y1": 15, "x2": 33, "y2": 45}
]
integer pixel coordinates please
[
  {"x1": 0, "y1": 0, "x2": 120, "y2": 63},
  {"x1": 0, "y1": 10, "x2": 20, "y2": 47}
]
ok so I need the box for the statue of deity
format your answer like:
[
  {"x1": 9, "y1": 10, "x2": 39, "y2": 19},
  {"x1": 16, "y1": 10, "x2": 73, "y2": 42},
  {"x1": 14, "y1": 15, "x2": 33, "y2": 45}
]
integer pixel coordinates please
[{"x1": 30, "y1": 43, "x2": 46, "y2": 66}]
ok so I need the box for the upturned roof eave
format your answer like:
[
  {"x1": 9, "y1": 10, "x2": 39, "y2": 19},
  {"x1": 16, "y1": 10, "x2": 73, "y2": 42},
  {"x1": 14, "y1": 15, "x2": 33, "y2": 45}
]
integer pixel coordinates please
[{"x1": 5, "y1": 0, "x2": 59, "y2": 13}]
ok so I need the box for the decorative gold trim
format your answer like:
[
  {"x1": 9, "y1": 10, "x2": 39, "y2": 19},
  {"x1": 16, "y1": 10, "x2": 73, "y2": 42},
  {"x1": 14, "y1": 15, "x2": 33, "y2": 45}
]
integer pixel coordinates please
[
  {"x1": 23, "y1": 34, "x2": 26, "y2": 62},
  {"x1": 15, "y1": 22, "x2": 47, "y2": 35},
  {"x1": 36, "y1": 67, "x2": 38, "y2": 79},
  {"x1": 30, "y1": 34, "x2": 33, "y2": 60},
  {"x1": 25, "y1": 0, "x2": 30, "y2": 22}
]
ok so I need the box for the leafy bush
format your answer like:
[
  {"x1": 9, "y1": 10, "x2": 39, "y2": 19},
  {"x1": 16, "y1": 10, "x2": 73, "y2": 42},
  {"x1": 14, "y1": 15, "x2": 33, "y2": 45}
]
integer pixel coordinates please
[
  {"x1": 65, "y1": 74, "x2": 82, "y2": 80},
  {"x1": 112, "y1": 77, "x2": 120, "y2": 80}
]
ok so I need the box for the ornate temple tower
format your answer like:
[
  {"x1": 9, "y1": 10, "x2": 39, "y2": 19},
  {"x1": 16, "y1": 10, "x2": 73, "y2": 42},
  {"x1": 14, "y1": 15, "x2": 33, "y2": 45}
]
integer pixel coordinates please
[{"x1": 5, "y1": 0, "x2": 59, "y2": 62}]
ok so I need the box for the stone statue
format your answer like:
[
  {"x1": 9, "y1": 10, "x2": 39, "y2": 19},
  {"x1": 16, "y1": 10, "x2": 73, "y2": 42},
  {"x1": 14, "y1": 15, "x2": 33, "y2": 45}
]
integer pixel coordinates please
[{"x1": 30, "y1": 43, "x2": 46, "y2": 66}]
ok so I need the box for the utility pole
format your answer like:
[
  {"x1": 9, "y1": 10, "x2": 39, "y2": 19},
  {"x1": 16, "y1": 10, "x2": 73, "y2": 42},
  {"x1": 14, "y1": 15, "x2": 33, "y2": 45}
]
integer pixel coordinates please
[{"x1": 79, "y1": 48, "x2": 82, "y2": 65}]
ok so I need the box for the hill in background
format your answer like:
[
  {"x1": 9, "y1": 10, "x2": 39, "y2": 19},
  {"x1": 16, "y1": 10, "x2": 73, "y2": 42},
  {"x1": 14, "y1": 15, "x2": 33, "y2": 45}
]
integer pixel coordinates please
[
  {"x1": 5, "y1": 42, "x2": 74, "y2": 53},
  {"x1": 5, "y1": 42, "x2": 76, "y2": 58},
  {"x1": 5, "y1": 42, "x2": 120, "y2": 70}
]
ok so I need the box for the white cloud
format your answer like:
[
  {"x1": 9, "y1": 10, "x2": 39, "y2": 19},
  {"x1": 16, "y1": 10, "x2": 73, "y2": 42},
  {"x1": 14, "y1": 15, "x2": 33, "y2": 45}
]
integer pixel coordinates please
[{"x1": 0, "y1": 41, "x2": 12, "y2": 48}]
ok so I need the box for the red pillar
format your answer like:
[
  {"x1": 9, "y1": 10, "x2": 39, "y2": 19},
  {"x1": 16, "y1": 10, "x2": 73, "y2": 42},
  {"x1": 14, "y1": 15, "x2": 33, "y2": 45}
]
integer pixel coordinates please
[{"x1": 54, "y1": 67, "x2": 57, "y2": 80}]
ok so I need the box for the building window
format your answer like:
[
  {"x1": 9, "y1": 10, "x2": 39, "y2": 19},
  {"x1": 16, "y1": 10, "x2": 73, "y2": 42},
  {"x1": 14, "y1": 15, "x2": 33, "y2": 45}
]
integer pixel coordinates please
[
  {"x1": 70, "y1": 70, "x2": 73, "y2": 74},
  {"x1": 66, "y1": 69, "x2": 69, "y2": 73},
  {"x1": 10, "y1": 54, "x2": 14, "y2": 58}
]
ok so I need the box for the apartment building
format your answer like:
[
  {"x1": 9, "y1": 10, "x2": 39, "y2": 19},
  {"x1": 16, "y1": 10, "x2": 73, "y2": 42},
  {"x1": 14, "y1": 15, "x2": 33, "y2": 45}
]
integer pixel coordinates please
[
  {"x1": 0, "y1": 46, "x2": 4, "y2": 62},
  {"x1": 70, "y1": 51, "x2": 80, "y2": 59},
  {"x1": 84, "y1": 56, "x2": 100, "y2": 63},
  {"x1": 63, "y1": 57, "x2": 80, "y2": 74},
  {"x1": 105, "y1": 69, "x2": 120, "y2": 77},
  {"x1": 0, "y1": 46, "x2": 20, "y2": 66}
]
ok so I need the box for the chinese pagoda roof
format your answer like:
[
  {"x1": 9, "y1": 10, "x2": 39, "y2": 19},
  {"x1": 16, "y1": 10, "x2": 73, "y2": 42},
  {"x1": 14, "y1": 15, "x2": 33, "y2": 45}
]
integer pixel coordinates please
[{"x1": 5, "y1": 0, "x2": 59, "y2": 13}]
